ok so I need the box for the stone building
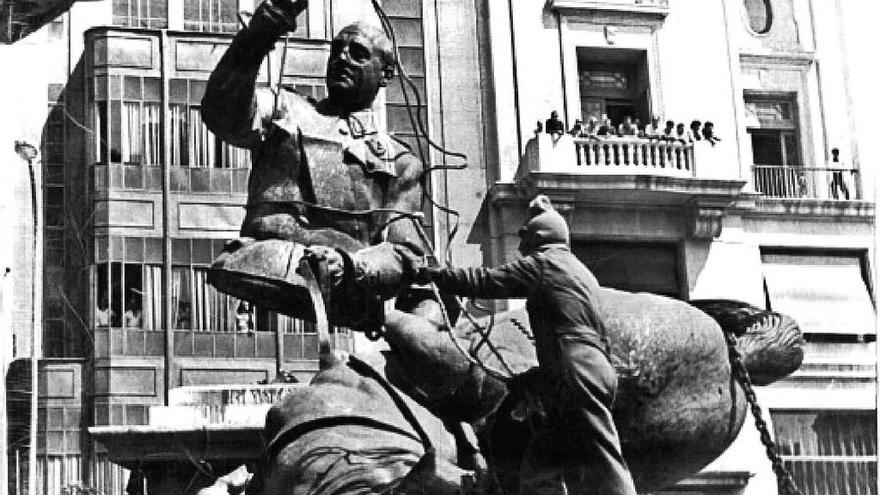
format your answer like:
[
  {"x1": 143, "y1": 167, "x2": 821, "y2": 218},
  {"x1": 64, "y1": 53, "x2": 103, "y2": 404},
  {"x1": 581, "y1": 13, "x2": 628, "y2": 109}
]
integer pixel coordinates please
[{"x1": 0, "y1": 0, "x2": 875, "y2": 494}]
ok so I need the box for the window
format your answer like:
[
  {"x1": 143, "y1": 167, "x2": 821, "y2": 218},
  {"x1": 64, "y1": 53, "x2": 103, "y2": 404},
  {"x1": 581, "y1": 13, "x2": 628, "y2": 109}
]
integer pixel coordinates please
[
  {"x1": 747, "y1": 94, "x2": 804, "y2": 197},
  {"x1": 113, "y1": 0, "x2": 168, "y2": 28},
  {"x1": 744, "y1": 0, "x2": 773, "y2": 34},
  {"x1": 95, "y1": 76, "x2": 162, "y2": 165},
  {"x1": 577, "y1": 47, "x2": 650, "y2": 128},
  {"x1": 571, "y1": 241, "x2": 681, "y2": 298},
  {"x1": 95, "y1": 237, "x2": 299, "y2": 332},
  {"x1": 184, "y1": 0, "x2": 239, "y2": 33},
  {"x1": 772, "y1": 410, "x2": 877, "y2": 495},
  {"x1": 169, "y1": 78, "x2": 250, "y2": 168},
  {"x1": 746, "y1": 95, "x2": 799, "y2": 166}
]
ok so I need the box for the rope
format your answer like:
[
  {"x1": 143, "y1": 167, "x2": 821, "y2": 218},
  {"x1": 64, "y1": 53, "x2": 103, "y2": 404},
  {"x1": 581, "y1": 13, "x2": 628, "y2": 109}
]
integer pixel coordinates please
[{"x1": 724, "y1": 330, "x2": 803, "y2": 495}]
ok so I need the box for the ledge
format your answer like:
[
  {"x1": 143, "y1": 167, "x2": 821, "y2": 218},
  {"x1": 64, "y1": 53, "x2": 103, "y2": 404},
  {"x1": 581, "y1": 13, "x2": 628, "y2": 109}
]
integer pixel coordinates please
[
  {"x1": 492, "y1": 173, "x2": 747, "y2": 208},
  {"x1": 89, "y1": 424, "x2": 264, "y2": 468},
  {"x1": 549, "y1": 0, "x2": 669, "y2": 17},
  {"x1": 750, "y1": 197, "x2": 875, "y2": 220}
]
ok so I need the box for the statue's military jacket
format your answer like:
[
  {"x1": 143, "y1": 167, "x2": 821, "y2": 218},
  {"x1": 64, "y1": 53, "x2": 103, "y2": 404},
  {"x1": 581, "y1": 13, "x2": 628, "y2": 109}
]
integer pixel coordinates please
[{"x1": 240, "y1": 89, "x2": 426, "y2": 254}]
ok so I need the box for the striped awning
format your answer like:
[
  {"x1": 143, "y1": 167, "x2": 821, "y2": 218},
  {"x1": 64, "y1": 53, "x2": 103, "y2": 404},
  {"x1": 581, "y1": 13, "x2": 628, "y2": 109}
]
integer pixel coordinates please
[{"x1": 762, "y1": 253, "x2": 875, "y2": 335}]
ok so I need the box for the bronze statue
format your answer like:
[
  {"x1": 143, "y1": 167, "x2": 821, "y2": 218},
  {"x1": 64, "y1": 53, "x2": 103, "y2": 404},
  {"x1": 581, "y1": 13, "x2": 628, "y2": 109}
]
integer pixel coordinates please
[
  {"x1": 202, "y1": 0, "x2": 429, "y2": 331},
  {"x1": 199, "y1": 1, "x2": 805, "y2": 493}
]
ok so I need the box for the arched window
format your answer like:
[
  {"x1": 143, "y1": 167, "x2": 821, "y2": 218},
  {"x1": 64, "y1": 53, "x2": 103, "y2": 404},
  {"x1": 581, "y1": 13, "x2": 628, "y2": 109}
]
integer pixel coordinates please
[{"x1": 744, "y1": 0, "x2": 773, "y2": 34}]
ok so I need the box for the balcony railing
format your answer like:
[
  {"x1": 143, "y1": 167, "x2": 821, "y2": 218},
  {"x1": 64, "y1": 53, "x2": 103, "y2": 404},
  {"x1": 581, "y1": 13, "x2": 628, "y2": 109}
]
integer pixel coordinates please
[
  {"x1": 93, "y1": 164, "x2": 249, "y2": 194},
  {"x1": 752, "y1": 165, "x2": 860, "y2": 200},
  {"x1": 94, "y1": 327, "x2": 354, "y2": 359},
  {"x1": 574, "y1": 137, "x2": 695, "y2": 176}
]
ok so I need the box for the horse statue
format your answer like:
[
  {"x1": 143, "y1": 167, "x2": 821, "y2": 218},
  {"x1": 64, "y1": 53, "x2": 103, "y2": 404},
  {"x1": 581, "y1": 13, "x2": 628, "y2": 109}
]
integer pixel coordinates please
[{"x1": 199, "y1": 280, "x2": 803, "y2": 494}]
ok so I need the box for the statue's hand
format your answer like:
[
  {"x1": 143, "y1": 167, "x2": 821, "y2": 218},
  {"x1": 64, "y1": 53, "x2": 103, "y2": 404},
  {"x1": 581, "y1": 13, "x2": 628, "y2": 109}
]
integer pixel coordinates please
[{"x1": 251, "y1": 0, "x2": 308, "y2": 36}]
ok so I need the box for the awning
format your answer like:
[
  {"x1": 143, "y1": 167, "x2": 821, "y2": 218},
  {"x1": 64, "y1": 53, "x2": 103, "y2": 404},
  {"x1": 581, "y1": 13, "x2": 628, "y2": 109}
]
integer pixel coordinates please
[{"x1": 762, "y1": 253, "x2": 876, "y2": 335}]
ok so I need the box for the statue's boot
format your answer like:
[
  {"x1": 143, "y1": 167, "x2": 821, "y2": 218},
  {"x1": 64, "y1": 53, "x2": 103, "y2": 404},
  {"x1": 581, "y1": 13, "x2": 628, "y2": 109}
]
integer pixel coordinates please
[{"x1": 208, "y1": 237, "x2": 422, "y2": 331}]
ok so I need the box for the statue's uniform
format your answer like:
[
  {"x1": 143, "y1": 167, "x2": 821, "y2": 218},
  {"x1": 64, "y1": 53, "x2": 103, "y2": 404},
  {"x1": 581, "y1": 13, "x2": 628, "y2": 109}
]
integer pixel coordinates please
[
  {"x1": 201, "y1": 11, "x2": 427, "y2": 325},
  {"x1": 427, "y1": 244, "x2": 637, "y2": 495}
]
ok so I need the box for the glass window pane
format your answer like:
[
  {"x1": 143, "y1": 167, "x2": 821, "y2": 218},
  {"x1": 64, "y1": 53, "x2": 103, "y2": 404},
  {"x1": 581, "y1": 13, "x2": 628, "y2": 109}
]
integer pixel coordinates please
[{"x1": 744, "y1": 0, "x2": 772, "y2": 34}]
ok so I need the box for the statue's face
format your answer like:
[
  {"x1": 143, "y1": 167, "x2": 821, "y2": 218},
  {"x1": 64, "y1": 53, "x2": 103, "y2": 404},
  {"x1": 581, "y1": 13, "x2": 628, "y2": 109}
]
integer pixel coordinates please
[{"x1": 326, "y1": 28, "x2": 393, "y2": 111}]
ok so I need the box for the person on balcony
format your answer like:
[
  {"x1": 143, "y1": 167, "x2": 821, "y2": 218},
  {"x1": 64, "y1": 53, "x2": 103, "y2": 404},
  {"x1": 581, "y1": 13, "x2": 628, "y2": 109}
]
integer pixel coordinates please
[
  {"x1": 597, "y1": 115, "x2": 616, "y2": 137},
  {"x1": 662, "y1": 120, "x2": 676, "y2": 141},
  {"x1": 702, "y1": 121, "x2": 721, "y2": 146},
  {"x1": 618, "y1": 116, "x2": 638, "y2": 137},
  {"x1": 829, "y1": 147, "x2": 851, "y2": 200},
  {"x1": 583, "y1": 117, "x2": 600, "y2": 139},
  {"x1": 415, "y1": 195, "x2": 638, "y2": 495},
  {"x1": 569, "y1": 119, "x2": 584, "y2": 137},
  {"x1": 545, "y1": 110, "x2": 565, "y2": 137},
  {"x1": 644, "y1": 116, "x2": 663, "y2": 140},
  {"x1": 688, "y1": 120, "x2": 702, "y2": 142},
  {"x1": 674, "y1": 123, "x2": 690, "y2": 144}
]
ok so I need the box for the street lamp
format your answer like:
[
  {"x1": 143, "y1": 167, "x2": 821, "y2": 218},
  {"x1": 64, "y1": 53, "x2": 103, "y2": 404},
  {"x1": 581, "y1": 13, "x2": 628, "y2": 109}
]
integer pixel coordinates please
[{"x1": 14, "y1": 140, "x2": 41, "y2": 495}]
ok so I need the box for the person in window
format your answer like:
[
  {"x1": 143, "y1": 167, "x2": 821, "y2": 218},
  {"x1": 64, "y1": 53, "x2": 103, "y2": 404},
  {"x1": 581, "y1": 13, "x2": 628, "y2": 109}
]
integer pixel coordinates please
[
  {"x1": 123, "y1": 292, "x2": 142, "y2": 329},
  {"x1": 176, "y1": 301, "x2": 192, "y2": 330},
  {"x1": 618, "y1": 116, "x2": 638, "y2": 137},
  {"x1": 96, "y1": 293, "x2": 113, "y2": 327},
  {"x1": 415, "y1": 195, "x2": 637, "y2": 495},
  {"x1": 829, "y1": 147, "x2": 851, "y2": 200},
  {"x1": 545, "y1": 110, "x2": 565, "y2": 137},
  {"x1": 701, "y1": 121, "x2": 721, "y2": 146},
  {"x1": 236, "y1": 300, "x2": 254, "y2": 333}
]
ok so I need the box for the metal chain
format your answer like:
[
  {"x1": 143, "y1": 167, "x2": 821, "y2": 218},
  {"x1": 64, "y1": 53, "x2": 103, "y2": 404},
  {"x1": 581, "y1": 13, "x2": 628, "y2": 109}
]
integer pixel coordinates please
[{"x1": 724, "y1": 331, "x2": 804, "y2": 495}]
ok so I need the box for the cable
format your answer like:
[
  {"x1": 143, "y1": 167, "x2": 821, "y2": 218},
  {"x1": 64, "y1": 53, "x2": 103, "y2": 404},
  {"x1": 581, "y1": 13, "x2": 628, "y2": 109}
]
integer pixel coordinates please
[{"x1": 368, "y1": 0, "x2": 468, "y2": 265}]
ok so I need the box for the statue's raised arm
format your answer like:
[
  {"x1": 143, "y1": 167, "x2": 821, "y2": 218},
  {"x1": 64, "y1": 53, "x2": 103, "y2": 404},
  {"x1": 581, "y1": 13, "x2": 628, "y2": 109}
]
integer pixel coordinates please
[{"x1": 202, "y1": 0, "x2": 307, "y2": 148}]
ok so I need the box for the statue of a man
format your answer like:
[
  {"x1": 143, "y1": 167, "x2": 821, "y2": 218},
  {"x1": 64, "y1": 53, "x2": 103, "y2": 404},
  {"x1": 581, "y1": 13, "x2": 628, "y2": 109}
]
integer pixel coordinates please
[{"x1": 201, "y1": 0, "x2": 428, "y2": 326}]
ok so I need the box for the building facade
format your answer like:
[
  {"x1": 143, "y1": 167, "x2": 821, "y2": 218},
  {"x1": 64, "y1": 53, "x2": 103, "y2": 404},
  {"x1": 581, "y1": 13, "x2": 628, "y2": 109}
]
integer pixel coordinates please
[{"x1": 0, "y1": 0, "x2": 875, "y2": 494}]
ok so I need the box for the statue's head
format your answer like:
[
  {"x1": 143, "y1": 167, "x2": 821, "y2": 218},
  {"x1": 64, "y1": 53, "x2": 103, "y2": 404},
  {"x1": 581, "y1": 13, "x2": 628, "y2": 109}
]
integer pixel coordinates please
[
  {"x1": 517, "y1": 195, "x2": 570, "y2": 255},
  {"x1": 326, "y1": 22, "x2": 395, "y2": 112}
]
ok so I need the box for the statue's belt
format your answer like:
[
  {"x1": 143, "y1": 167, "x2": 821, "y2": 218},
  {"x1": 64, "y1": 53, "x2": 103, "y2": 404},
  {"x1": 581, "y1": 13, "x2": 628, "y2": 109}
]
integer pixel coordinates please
[{"x1": 248, "y1": 200, "x2": 424, "y2": 243}]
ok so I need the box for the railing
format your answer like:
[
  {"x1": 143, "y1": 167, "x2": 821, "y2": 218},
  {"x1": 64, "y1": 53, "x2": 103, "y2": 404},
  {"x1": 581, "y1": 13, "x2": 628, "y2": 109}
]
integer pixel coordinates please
[
  {"x1": 752, "y1": 165, "x2": 860, "y2": 200},
  {"x1": 93, "y1": 327, "x2": 354, "y2": 359},
  {"x1": 92, "y1": 164, "x2": 249, "y2": 194},
  {"x1": 573, "y1": 137, "x2": 696, "y2": 176}
]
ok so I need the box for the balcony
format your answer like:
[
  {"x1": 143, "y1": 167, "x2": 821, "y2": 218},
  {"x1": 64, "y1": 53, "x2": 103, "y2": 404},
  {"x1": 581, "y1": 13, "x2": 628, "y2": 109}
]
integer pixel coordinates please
[
  {"x1": 92, "y1": 164, "x2": 249, "y2": 195},
  {"x1": 752, "y1": 165, "x2": 862, "y2": 201}
]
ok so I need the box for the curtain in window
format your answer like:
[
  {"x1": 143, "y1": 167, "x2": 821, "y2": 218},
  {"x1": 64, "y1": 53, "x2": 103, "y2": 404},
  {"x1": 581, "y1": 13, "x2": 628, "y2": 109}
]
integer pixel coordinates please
[
  {"x1": 143, "y1": 103, "x2": 161, "y2": 165},
  {"x1": 142, "y1": 265, "x2": 162, "y2": 330},
  {"x1": 170, "y1": 104, "x2": 188, "y2": 166},
  {"x1": 188, "y1": 108, "x2": 215, "y2": 168},
  {"x1": 120, "y1": 102, "x2": 141, "y2": 164}
]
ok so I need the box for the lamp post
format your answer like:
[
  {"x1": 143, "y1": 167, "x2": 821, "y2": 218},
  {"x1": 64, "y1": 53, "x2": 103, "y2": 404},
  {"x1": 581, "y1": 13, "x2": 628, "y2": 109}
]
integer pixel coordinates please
[{"x1": 15, "y1": 140, "x2": 41, "y2": 495}]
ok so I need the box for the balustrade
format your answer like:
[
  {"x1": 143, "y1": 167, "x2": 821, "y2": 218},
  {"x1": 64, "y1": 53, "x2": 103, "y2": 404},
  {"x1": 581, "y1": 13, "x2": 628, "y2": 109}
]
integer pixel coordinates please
[{"x1": 573, "y1": 137, "x2": 696, "y2": 176}]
